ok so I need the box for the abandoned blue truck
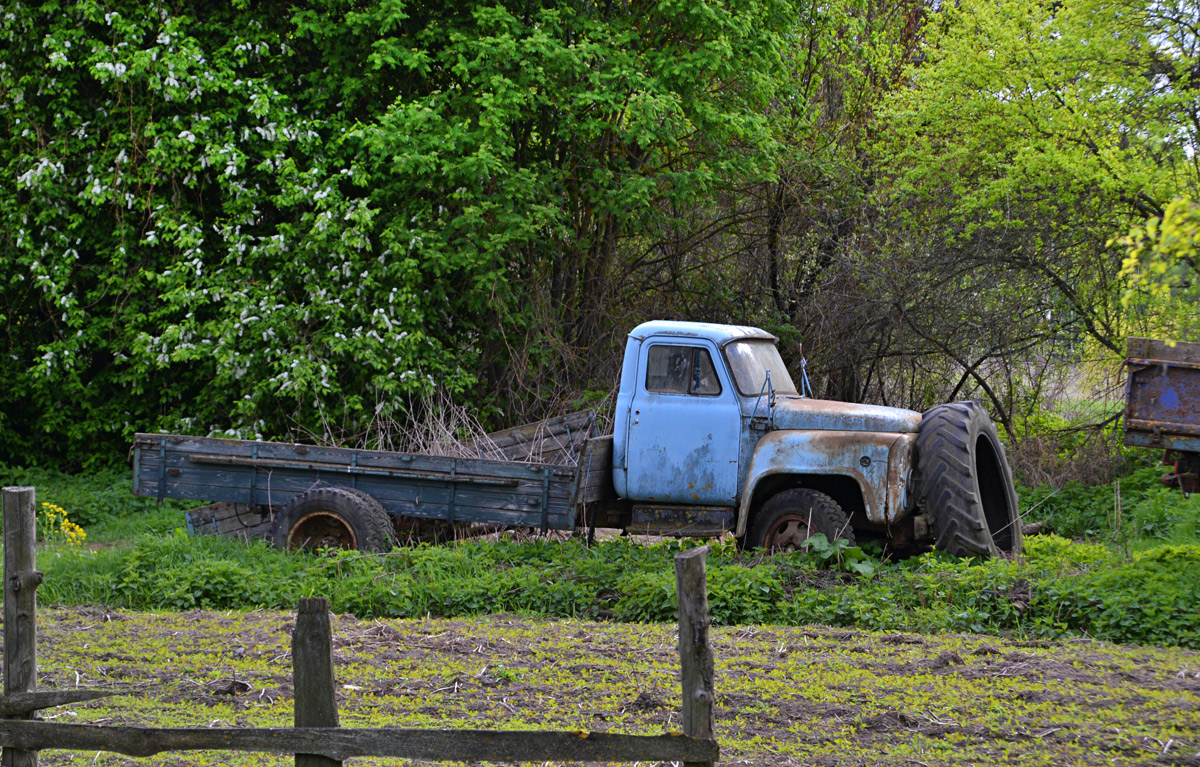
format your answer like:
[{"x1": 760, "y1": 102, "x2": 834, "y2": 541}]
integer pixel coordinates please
[{"x1": 132, "y1": 320, "x2": 1023, "y2": 558}]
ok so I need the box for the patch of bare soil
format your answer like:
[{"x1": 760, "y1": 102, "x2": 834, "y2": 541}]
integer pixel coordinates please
[{"x1": 15, "y1": 608, "x2": 1200, "y2": 766}]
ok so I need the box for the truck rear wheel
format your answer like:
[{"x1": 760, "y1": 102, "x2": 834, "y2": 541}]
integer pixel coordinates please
[
  {"x1": 917, "y1": 401, "x2": 1022, "y2": 559},
  {"x1": 270, "y1": 486, "x2": 396, "y2": 553},
  {"x1": 747, "y1": 489, "x2": 855, "y2": 552}
]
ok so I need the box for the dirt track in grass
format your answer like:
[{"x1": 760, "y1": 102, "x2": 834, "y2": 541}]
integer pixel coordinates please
[{"x1": 14, "y1": 606, "x2": 1200, "y2": 766}]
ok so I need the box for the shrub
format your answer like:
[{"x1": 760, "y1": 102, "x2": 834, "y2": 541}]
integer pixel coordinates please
[
  {"x1": 20, "y1": 459, "x2": 1200, "y2": 648},
  {"x1": 1036, "y1": 545, "x2": 1200, "y2": 647}
]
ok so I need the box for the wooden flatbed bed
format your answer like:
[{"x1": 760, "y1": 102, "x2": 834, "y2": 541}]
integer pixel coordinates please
[{"x1": 131, "y1": 412, "x2": 616, "y2": 547}]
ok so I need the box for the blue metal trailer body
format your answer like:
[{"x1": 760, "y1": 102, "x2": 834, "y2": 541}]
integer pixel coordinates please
[
  {"x1": 1125, "y1": 338, "x2": 1200, "y2": 453},
  {"x1": 1125, "y1": 337, "x2": 1200, "y2": 493}
]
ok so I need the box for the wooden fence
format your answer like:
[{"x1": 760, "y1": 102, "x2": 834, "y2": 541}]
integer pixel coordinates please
[{"x1": 0, "y1": 485, "x2": 719, "y2": 765}]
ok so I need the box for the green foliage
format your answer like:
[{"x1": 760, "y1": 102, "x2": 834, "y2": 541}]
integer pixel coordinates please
[
  {"x1": 879, "y1": 0, "x2": 1197, "y2": 227},
  {"x1": 614, "y1": 570, "x2": 677, "y2": 623},
  {"x1": 1036, "y1": 545, "x2": 1200, "y2": 647},
  {"x1": 21, "y1": 465, "x2": 1200, "y2": 647},
  {"x1": 1020, "y1": 481, "x2": 1116, "y2": 540},
  {"x1": 1117, "y1": 198, "x2": 1200, "y2": 342},
  {"x1": 31, "y1": 524, "x2": 1200, "y2": 648},
  {"x1": 1023, "y1": 534, "x2": 1115, "y2": 573},
  {"x1": 706, "y1": 564, "x2": 784, "y2": 625},
  {"x1": 0, "y1": 464, "x2": 173, "y2": 527},
  {"x1": 1018, "y1": 465, "x2": 1200, "y2": 546},
  {"x1": 0, "y1": 0, "x2": 806, "y2": 468},
  {"x1": 802, "y1": 533, "x2": 879, "y2": 577},
  {"x1": 874, "y1": 0, "x2": 1200, "y2": 378}
]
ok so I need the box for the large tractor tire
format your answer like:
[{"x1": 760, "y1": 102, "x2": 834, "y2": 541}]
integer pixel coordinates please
[
  {"x1": 747, "y1": 488, "x2": 856, "y2": 552},
  {"x1": 917, "y1": 401, "x2": 1022, "y2": 559},
  {"x1": 270, "y1": 485, "x2": 396, "y2": 553}
]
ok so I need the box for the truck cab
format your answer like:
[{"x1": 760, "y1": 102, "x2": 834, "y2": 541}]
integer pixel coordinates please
[{"x1": 607, "y1": 320, "x2": 1021, "y2": 557}]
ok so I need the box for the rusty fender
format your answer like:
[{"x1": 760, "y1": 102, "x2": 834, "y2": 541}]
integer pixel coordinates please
[{"x1": 735, "y1": 430, "x2": 916, "y2": 536}]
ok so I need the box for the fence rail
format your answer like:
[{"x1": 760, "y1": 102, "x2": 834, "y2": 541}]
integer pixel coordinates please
[
  {"x1": 0, "y1": 722, "x2": 718, "y2": 763},
  {"x1": 0, "y1": 485, "x2": 719, "y2": 765}
]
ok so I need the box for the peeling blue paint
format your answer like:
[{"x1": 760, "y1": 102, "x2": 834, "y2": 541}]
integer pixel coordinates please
[{"x1": 616, "y1": 321, "x2": 924, "y2": 530}]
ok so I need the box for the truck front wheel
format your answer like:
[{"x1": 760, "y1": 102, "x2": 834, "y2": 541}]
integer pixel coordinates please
[
  {"x1": 747, "y1": 489, "x2": 856, "y2": 552},
  {"x1": 917, "y1": 401, "x2": 1022, "y2": 559},
  {"x1": 270, "y1": 486, "x2": 396, "y2": 553}
]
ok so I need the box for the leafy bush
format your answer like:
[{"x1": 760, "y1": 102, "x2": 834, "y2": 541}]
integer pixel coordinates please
[
  {"x1": 614, "y1": 571, "x2": 677, "y2": 623},
  {"x1": 706, "y1": 565, "x2": 783, "y2": 625},
  {"x1": 1036, "y1": 545, "x2": 1200, "y2": 647},
  {"x1": 1019, "y1": 465, "x2": 1200, "y2": 546},
  {"x1": 1, "y1": 0, "x2": 807, "y2": 468},
  {"x1": 20, "y1": 464, "x2": 1200, "y2": 647},
  {"x1": 1023, "y1": 534, "x2": 1115, "y2": 573},
  {"x1": 32, "y1": 527, "x2": 1200, "y2": 648},
  {"x1": 1020, "y1": 480, "x2": 1114, "y2": 539}
]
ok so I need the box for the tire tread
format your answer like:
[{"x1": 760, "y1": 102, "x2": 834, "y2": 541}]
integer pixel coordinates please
[
  {"x1": 917, "y1": 401, "x2": 1022, "y2": 559},
  {"x1": 270, "y1": 485, "x2": 396, "y2": 552}
]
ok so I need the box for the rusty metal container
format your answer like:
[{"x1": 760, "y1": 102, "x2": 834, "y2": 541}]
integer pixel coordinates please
[{"x1": 1125, "y1": 337, "x2": 1200, "y2": 492}]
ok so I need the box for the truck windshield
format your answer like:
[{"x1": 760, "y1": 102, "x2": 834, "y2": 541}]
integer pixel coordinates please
[{"x1": 724, "y1": 340, "x2": 799, "y2": 397}]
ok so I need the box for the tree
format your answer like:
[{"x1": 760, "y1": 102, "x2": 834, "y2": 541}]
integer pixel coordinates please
[
  {"x1": 861, "y1": 0, "x2": 1200, "y2": 424},
  {"x1": 1117, "y1": 198, "x2": 1200, "y2": 341},
  {"x1": 0, "y1": 0, "x2": 806, "y2": 466}
]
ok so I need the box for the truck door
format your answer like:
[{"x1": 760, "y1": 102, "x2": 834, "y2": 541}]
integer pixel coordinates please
[{"x1": 624, "y1": 341, "x2": 740, "y2": 505}]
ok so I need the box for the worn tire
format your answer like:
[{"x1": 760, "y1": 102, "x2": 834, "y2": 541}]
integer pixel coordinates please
[
  {"x1": 270, "y1": 485, "x2": 396, "y2": 553},
  {"x1": 747, "y1": 488, "x2": 856, "y2": 552},
  {"x1": 917, "y1": 401, "x2": 1022, "y2": 559}
]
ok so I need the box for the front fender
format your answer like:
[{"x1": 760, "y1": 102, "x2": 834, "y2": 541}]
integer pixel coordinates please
[{"x1": 736, "y1": 430, "x2": 913, "y2": 535}]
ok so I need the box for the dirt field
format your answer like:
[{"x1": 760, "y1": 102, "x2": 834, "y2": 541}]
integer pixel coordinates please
[{"x1": 16, "y1": 606, "x2": 1200, "y2": 766}]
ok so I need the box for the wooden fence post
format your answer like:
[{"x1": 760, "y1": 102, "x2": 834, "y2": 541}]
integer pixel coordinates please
[
  {"x1": 674, "y1": 545, "x2": 714, "y2": 767},
  {"x1": 292, "y1": 598, "x2": 340, "y2": 767},
  {"x1": 3, "y1": 486, "x2": 42, "y2": 767}
]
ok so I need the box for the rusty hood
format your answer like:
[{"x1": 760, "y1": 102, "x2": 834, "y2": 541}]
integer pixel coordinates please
[{"x1": 769, "y1": 397, "x2": 922, "y2": 434}]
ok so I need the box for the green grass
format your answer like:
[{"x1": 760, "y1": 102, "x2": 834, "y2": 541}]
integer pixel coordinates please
[
  {"x1": 1019, "y1": 464, "x2": 1200, "y2": 548},
  {"x1": 8, "y1": 463, "x2": 1200, "y2": 648},
  {"x1": 0, "y1": 462, "x2": 190, "y2": 532}
]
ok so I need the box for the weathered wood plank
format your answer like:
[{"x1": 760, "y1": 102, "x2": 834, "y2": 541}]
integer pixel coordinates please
[
  {"x1": 141, "y1": 471, "x2": 576, "y2": 505},
  {"x1": 3, "y1": 485, "x2": 40, "y2": 767},
  {"x1": 674, "y1": 546, "x2": 715, "y2": 767},
  {"x1": 366, "y1": 505, "x2": 575, "y2": 530},
  {"x1": 185, "y1": 504, "x2": 274, "y2": 539},
  {"x1": 141, "y1": 479, "x2": 576, "y2": 530},
  {"x1": 293, "y1": 599, "x2": 339, "y2": 767},
  {"x1": 474, "y1": 411, "x2": 596, "y2": 462},
  {"x1": 135, "y1": 434, "x2": 575, "y2": 481},
  {"x1": 484, "y1": 413, "x2": 592, "y2": 447},
  {"x1": 144, "y1": 480, "x2": 576, "y2": 531},
  {"x1": 0, "y1": 691, "x2": 114, "y2": 718},
  {"x1": 577, "y1": 436, "x2": 617, "y2": 505},
  {"x1": 142, "y1": 458, "x2": 568, "y2": 497},
  {"x1": 134, "y1": 433, "x2": 583, "y2": 532},
  {"x1": 0, "y1": 722, "x2": 718, "y2": 763}
]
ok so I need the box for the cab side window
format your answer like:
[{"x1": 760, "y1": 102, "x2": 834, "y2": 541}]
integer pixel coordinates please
[{"x1": 645, "y1": 345, "x2": 722, "y2": 396}]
